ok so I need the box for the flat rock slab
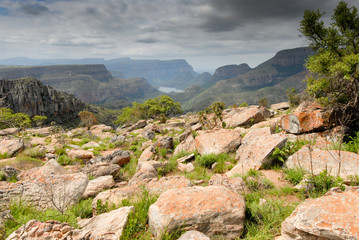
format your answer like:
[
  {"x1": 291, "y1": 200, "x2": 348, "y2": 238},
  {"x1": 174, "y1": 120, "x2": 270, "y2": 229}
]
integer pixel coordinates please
[
  {"x1": 278, "y1": 187, "x2": 359, "y2": 240},
  {"x1": 224, "y1": 106, "x2": 270, "y2": 128},
  {"x1": 174, "y1": 128, "x2": 242, "y2": 155},
  {"x1": 285, "y1": 146, "x2": 359, "y2": 179},
  {"x1": 148, "y1": 186, "x2": 245, "y2": 239},
  {"x1": 74, "y1": 206, "x2": 134, "y2": 239},
  {"x1": 226, "y1": 127, "x2": 287, "y2": 177}
]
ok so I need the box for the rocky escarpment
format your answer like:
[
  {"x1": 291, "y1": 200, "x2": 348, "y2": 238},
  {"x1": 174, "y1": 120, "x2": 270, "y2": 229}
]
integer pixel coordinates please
[
  {"x1": 0, "y1": 64, "x2": 112, "y2": 83},
  {"x1": 0, "y1": 78, "x2": 85, "y2": 122},
  {"x1": 0, "y1": 65, "x2": 161, "y2": 106},
  {"x1": 212, "y1": 64, "x2": 251, "y2": 82}
]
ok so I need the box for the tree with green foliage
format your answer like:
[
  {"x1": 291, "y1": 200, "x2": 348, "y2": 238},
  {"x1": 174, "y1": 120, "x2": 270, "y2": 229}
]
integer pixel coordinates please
[
  {"x1": 32, "y1": 115, "x2": 47, "y2": 127},
  {"x1": 300, "y1": 1, "x2": 359, "y2": 125},
  {"x1": 198, "y1": 101, "x2": 226, "y2": 129},
  {"x1": 0, "y1": 108, "x2": 32, "y2": 129},
  {"x1": 115, "y1": 95, "x2": 182, "y2": 126}
]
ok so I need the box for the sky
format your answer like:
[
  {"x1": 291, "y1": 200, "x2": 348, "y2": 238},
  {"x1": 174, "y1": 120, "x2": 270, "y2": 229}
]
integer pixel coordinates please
[{"x1": 0, "y1": 0, "x2": 358, "y2": 73}]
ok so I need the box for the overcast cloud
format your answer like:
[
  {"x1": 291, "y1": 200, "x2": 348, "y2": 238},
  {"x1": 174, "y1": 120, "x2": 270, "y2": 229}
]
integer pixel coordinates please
[{"x1": 0, "y1": 0, "x2": 358, "y2": 72}]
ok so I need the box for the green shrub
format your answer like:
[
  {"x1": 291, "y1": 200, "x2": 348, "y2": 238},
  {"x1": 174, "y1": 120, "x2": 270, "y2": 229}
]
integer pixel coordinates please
[
  {"x1": 307, "y1": 170, "x2": 344, "y2": 198},
  {"x1": 0, "y1": 156, "x2": 43, "y2": 170},
  {"x1": 0, "y1": 171, "x2": 6, "y2": 181},
  {"x1": 270, "y1": 140, "x2": 307, "y2": 167},
  {"x1": 19, "y1": 148, "x2": 45, "y2": 159},
  {"x1": 342, "y1": 131, "x2": 359, "y2": 154},
  {"x1": 239, "y1": 102, "x2": 249, "y2": 107},
  {"x1": 198, "y1": 101, "x2": 226, "y2": 129},
  {"x1": 5, "y1": 198, "x2": 93, "y2": 237},
  {"x1": 57, "y1": 155, "x2": 74, "y2": 166},
  {"x1": 284, "y1": 167, "x2": 306, "y2": 185},
  {"x1": 0, "y1": 152, "x2": 9, "y2": 160},
  {"x1": 243, "y1": 197, "x2": 298, "y2": 239},
  {"x1": 120, "y1": 188, "x2": 159, "y2": 239},
  {"x1": 95, "y1": 199, "x2": 117, "y2": 215}
]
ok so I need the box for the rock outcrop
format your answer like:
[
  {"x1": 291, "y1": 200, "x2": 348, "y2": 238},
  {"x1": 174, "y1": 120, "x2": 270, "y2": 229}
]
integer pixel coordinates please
[
  {"x1": 0, "y1": 159, "x2": 89, "y2": 211},
  {"x1": 174, "y1": 128, "x2": 242, "y2": 155},
  {"x1": 148, "y1": 186, "x2": 245, "y2": 239},
  {"x1": 285, "y1": 145, "x2": 359, "y2": 179},
  {"x1": 0, "y1": 78, "x2": 85, "y2": 122},
  {"x1": 226, "y1": 127, "x2": 287, "y2": 176},
  {"x1": 278, "y1": 187, "x2": 359, "y2": 240}
]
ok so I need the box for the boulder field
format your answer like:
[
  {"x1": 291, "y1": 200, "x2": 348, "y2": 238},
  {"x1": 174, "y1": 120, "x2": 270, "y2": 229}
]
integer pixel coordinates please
[{"x1": 0, "y1": 101, "x2": 358, "y2": 239}]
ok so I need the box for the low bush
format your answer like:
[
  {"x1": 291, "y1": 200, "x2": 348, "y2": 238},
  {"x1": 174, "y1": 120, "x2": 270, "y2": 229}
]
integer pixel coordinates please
[
  {"x1": 5, "y1": 198, "x2": 93, "y2": 237},
  {"x1": 284, "y1": 167, "x2": 306, "y2": 185}
]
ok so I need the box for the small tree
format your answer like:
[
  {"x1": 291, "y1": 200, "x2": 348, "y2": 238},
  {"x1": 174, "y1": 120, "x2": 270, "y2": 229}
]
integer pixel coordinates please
[
  {"x1": 32, "y1": 115, "x2": 47, "y2": 127},
  {"x1": 257, "y1": 97, "x2": 269, "y2": 108},
  {"x1": 78, "y1": 110, "x2": 98, "y2": 129},
  {"x1": 0, "y1": 108, "x2": 32, "y2": 129},
  {"x1": 300, "y1": 1, "x2": 359, "y2": 126},
  {"x1": 198, "y1": 101, "x2": 226, "y2": 129}
]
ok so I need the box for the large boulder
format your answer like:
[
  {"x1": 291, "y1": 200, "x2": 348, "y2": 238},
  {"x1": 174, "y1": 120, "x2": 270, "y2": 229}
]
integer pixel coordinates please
[
  {"x1": 82, "y1": 175, "x2": 115, "y2": 198},
  {"x1": 280, "y1": 102, "x2": 330, "y2": 134},
  {"x1": 278, "y1": 187, "x2": 359, "y2": 240},
  {"x1": 92, "y1": 175, "x2": 192, "y2": 211},
  {"x1": 148, "y1": 186, "x2": 245, "y2": 239},
  {"x1": 224, "y1": 106, "x2": 271, "y2": 128},
  {"x1": 285, "y1": 146, "x2": 359, "y2": 179},
  {"x1": 226, "y1": 127, "x2": 287, "y2": 177},
  {"x1": 0, "y1": 159, "x2": 89, "y2": 211},
  {"x1": 174, "y1": 129, "x2": 242, "y2": 155},
  {"x1": 0, "y1": 137, "x2": 24, "y2": 157},
  {"x1": 74, "y1": 206, "x2": 134, "y2": 239}
]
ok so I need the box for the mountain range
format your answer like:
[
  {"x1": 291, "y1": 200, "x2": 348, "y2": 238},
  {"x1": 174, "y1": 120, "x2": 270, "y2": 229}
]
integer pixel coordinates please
[{"x1": 0, "y1": 46, "x2": 314, "y2": 112}]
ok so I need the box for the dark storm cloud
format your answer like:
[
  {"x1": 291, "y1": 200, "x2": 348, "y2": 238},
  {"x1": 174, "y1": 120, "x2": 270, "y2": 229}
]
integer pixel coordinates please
[
  {"x1": 199, "y1": 0, "x2": 339, "y2": 32},
  {"x1": 1, "y1": 0, "x2": 359, "y2": 72},
  {"x1": 20, "y1": 3, "x2": 49, "y2": 15},
  {"x1": 136, "y1": 37, "x2": 158, "y2": 44}
]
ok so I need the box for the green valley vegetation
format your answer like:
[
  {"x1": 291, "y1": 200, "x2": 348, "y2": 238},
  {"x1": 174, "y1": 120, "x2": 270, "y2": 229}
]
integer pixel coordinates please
[
  {"x1": 115, "y1": 95, "x2": 182, "y2": 125},
  {"x1": 0, "y1": 108, "x2": 47, "y2": 129},
  {"x1": 300, "y1": 1, "x2": 359, "y2": 126}
]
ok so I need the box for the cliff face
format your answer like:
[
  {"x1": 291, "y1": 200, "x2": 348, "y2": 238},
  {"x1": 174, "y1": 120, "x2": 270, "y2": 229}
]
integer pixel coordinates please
[
  {"x1": 0, "y1": 65, "x2": 161, "y2": 106},
  {"x1": 0, "y1": 78, "x2": 85, "y2": 122},
  {"x1": 106, "y1": 59, "x2": 196, "y2": 87},
  {"x1": 212, "y1": 64, "x2": 251, "y2": 81},
  {"x1": 0, "y1": 64, "x2": 112, "y2": 82}
]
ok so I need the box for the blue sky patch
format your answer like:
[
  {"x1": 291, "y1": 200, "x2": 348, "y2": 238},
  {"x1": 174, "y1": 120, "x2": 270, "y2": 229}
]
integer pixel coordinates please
[{"x1": 0, "y1": 7, "x2": 9, "y2": 16}]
